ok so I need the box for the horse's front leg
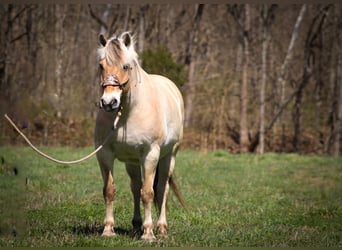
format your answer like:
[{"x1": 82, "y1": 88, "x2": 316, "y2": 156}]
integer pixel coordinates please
[
  {"x1": 140, "y1": 145, "x2": 160, "y2": 242},
  {"x1": 102, "y1": 170, "x2": 116, "y2": 236},
  {"x1": 125, "y1": 163, "x2": 143, "y2": 238},
  {"x1": 97, "y1": 150, "x2": 116, "y2": 237}
]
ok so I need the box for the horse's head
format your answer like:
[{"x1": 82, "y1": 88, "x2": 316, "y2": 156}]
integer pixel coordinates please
[{"x1": 97, "y1": 32, "x2": 137, "y2": 112}]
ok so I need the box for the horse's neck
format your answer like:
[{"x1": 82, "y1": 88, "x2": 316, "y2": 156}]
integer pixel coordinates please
[{"x1": 121, "y1": 66, "x2": 148, "y2": 114}]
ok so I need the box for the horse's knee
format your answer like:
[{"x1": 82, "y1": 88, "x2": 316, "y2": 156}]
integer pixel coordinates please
[
  {"x1": 103, "y1": 185, "x2": 116, "y2": 203},
  {"x1": 141, "y1": 187, "x2": 154, "y2": 204},
  {"x1": 103, "y1": 172, "x2": 116, "y2": 202}
]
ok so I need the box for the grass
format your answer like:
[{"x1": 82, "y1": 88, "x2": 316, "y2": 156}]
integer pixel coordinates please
[{"x1": 0, "y1": 146, "x2": 341, "y2": 247}]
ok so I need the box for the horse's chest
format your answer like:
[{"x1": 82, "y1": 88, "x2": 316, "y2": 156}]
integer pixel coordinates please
[{"x1": 111, "y1": 127, "x2": 149, "y2": 164}]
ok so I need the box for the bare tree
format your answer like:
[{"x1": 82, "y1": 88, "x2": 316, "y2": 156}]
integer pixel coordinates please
[
  {"x1": 334, "y1": 6, "x2": 342, "y2": 156},
  {"x1": 88, "y1": 4, "x2": 109, "y2": 35},
  {"x1": 259, "y1": 4, "x2": 276, "y2": 154},
  {"x1": 183, "y1": 4, "x2": 205, "y2": 128},
  {"x1": 239, "y1": 4, "x2": 250, "y2": 153},
  {"x1": 276, "y1": 4, "x2": 306, "y2": 152},
  {"x1": 1, "y1": 4, "x2": 340, "y2": 153},
  {"x1": 54, "y1": 5, "x2": 67, "y2": 118},
  {"x1": 138, "y1": 5, "x2": 149, "y2": 57},
  {"x1": 293, "y1": 5, "x2": 331, "y2": 152},
  {"x1": 0, "y1": 5, "x2": 30, "y2": 101},
  {"x1": 335, "y1": 49, "x2": 342, "y2": 156}
]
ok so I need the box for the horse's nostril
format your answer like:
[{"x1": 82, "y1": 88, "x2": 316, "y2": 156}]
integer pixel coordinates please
[
  {"x1": 111, "y1": 98, "x2": 118, "y2": 106},
  {"x1": 100, "y1": 98, "x2": 105, "y2": 108},
  {"x1": 99, "y1": 98, "x2": 119, "y2": 112}
]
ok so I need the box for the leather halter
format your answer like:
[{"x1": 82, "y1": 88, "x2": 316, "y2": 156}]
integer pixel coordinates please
[
  {"x1": 100, "y1": 63, "x2": 132, "y2": 89},
  {"x1": 101, "y1": 74, "x2": 129, "y2": 89}
]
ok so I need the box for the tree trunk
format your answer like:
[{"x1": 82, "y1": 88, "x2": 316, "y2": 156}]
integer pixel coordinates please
[
  {"x1": 55, "y1": 5, "x2": 66, "y2": 118},
  {"x1": 334, "y1": 9, "x2": 342, "y2": 156},
  {"x1": 334, "y1": 51, "x2": 342, "y2": 156},
  {"x1": 292, "y1": 83, "x2": 304, "y2": 152},
  {"x1": 138, "y1": 8, "x2": 145, "y2": 56},
  {"x1": 277, "y1": 4, "x2": 306, "y2": 152},
  {"x1": 138, "y1": 5, "x2": 149, "y2": 63},
  {"x1": 184, "y1": 4, "x2": 204, "y2": 128},
  {"x1": 1, "y1": 5, "x2": 14, "y2": 101},
  {"x1": 259, "y1": 36, "x2": 267, "y2": 154},
  {"x1": 100, "y1": 4, "x2": 111, "y2": 35},
  {"x1": 123, "y1": 5, "x2": 130, "y2": 31},
  {"x1": 239, "y1": 4, "x2": 250, "y2": 153},
  {"x1": 259, "y1": 4, "x2": 273, "y2": 154},
  {"x1": 293, "y1": 5, "x2": 330, "y2": 153}
]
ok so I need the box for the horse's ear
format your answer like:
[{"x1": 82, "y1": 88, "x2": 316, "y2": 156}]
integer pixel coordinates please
[
  {"x1": 99, "y1": 34, "x2": 107, "y2": 47},
  {"x1": 121, "y1": 32, "x2": 131, "y2": 47}
]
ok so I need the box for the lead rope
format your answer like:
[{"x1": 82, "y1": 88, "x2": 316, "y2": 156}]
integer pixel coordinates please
[{"x1": 4, "y1": 112, "x2": 120, "y2": 165}]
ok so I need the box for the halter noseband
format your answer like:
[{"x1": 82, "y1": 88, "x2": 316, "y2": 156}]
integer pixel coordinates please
[
  {"x1": 101, "y1": 74, "x2": 129, "y2": 90},
  {"x1": 101, "y1": 62, "x2": 132, "y2": 89}
]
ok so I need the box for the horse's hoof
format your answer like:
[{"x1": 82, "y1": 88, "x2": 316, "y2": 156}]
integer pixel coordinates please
[
  {"x1": 102, "y1": 231, "x2": 116, "y2": 237},
  {"x1": 141, "y1": 232, "x2": 156, "y2": 242},
  {"x1": 131, "y1": 227, "x2": 143, "y2": 239},
  {"x1": 102, "y1": 226, "x2": 116, "y2": 237},
  {"x1": 157, "y1": 224, "x2": 168, "y2": 238}
]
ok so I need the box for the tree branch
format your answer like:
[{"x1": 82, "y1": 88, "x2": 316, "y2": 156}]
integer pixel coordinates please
[
  {"x1": 88, "y1": 5, "x2": 108, "y2": 32},
  {"x1": 10, "y1": 32, "x2": 28, "y2": 44}
]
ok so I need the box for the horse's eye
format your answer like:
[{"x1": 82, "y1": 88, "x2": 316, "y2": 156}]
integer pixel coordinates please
[
  {"x1": 99, "y1": 64, "x2": 104, "y2": 70},
  {"x1": 123, "y1": 64, "x2": 130, "y2": 71}
]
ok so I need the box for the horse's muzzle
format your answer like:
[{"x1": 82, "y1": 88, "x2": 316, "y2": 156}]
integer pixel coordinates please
[{"x1": 100, "y1": 97, "x2": 120, "y2": 112}]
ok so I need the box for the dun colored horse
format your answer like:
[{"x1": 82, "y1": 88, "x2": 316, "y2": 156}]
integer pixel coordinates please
[{"x1": 94, "y1": 32, "x2": 185, "y2": 241}]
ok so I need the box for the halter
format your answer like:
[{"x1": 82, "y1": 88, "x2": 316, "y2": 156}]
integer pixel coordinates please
[
  {"x1": 99, "y1": 64, "x2": 132, "y2": 129},
  {"x1": 100, "y1": 62, "x2": 132, "y2": 89},
  {"x1": 101, "y1": 74, "x2": 129, "y2": 90}
]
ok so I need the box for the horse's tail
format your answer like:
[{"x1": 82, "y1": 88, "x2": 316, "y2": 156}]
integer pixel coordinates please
[
  {"x1": 153, "y1": 164, "x2": 188, "y2": 211},
  {"x1": 169, "y1": 175, "x2": 188, "y2": 210}
]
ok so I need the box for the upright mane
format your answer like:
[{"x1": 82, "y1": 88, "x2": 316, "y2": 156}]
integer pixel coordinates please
[{"x1": 97, "y1": 32, "x2": 139, "y2": 67}]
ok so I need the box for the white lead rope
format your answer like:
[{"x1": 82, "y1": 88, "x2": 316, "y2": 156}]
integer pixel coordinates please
[{"x1": 4, "y1": 113, "x2": 116, "y2": 165}]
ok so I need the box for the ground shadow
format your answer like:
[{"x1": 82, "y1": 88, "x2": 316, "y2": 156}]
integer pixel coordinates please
[{"x1": 71, "y1": 221, "x2": 141, "y2": 238}]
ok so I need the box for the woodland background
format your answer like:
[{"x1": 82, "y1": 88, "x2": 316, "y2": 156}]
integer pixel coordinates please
[{"x1": 0, "y1": 4, "x2": 341, "y2": 155}]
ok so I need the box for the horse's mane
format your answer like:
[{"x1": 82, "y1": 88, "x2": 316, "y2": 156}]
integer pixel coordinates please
[{"x1": 97, "y1": 32, "x2": 138, "y2": 67}]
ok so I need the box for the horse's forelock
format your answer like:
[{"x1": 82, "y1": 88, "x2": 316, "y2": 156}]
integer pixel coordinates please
[
  {"x1": 98, "y1": 34, "x2": 138, "y2": 66},
  {"x1": 105, "y1": 39, "x2": 122, "y2": 65}
]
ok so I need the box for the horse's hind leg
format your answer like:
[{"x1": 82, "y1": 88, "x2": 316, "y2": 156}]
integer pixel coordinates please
[
  {"x1": 125, "y1": 163, "x2": 143, "y2": 237},
  {"x1": 155, "y1": 144, "x2": 178, "y2": 238},
  {"x1": 140, "y1": 145, "x2": 160, "y2": 241},
  {"x1": 97, "y1": 149, "x2": 116, "y2": 237}
]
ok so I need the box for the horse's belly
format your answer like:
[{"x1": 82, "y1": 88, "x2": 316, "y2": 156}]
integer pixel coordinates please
[
  {"x1": 112, "y1": 136, "x2": 178, "y2": 165},
  {"x1": 113, "y1": 142, "x2": 141, "y2": 165}
]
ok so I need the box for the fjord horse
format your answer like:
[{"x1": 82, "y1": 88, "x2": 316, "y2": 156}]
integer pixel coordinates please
[{"x1": 94, "y1": 32, "x2": 185, "y2": 241}]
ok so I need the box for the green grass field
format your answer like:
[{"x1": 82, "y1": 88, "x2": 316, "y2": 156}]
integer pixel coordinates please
[{"x1": 0, "y1": 146, "x2": 341, "y2": 247}]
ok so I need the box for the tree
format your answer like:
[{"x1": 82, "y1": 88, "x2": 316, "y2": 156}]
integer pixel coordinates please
[
  {"x1": 259, "y1": 4, "x2": 277, "y2": 154},
  {"x1": 54, "y1": 5, "x2": 66, "y2": 118},
  {"x1": 183, "y1": 4, "x2": 205, "y2": 128},
  {"x1": 292, "y1": 5, "x2": 331, "y2": 152},
  {"x1": 1, "y1": 4, "x2": 341, "y2": 154},
  {"x1": 141, "y1": 46, "x2": 187, "y2": 88},
  {"x1": 334, "y1": 5, "x2": 342, "y2": 156},
  {"x1": 277, "y1": 4, "x2": 307, "y2": 152},
  {"x1": 334, "y1": 44, "x2": 342, "y2": 156},
  {"x1": 239, "y1": 4, "x2": 250, "y2": 153}
]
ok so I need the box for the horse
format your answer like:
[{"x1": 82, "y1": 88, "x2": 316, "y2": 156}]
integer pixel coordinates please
[{"x1": 94, "y1": 31, "x2": 186, "y2": 241}]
